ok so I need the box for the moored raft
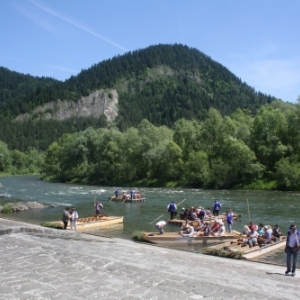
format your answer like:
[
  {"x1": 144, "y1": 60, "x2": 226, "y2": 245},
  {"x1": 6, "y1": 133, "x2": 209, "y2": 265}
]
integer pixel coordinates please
[
  {"x1": 208, "y1": 236, "x2": 287, "y2": 259},
  {"x1": 49, "y1": 215, "x2": 124, "y2": 231},
  {"x1": 71, "y1": 215, "x2": 124, "y2": 230},
  {"x1": 140, "y1": 230, "x2": 241, "y2": 244}
]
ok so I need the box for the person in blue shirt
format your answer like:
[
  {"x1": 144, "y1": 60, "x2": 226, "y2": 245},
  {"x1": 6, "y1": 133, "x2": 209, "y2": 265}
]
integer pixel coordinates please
[
  {"x1": 285, "y1": 224, "x2": 300, "y2": 277},
  {"x1": 114, "y1": 189, "x2": 119, "y2": 198},
  {"x1": 226, "y1": 209, "x2": 234, "y2": 233},
  {"x1": 167, "y1": 201, "x2": 177, "y2": 220},
  {"x1": 213, "y1": 201, "x2": 222, "y2": 216}
]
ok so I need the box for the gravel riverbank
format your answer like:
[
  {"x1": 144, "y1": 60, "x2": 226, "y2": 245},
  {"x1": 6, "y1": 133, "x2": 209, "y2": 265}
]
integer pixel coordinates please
[{"x1": 0, "y1": 218, "x2": 298, "y2": 300}]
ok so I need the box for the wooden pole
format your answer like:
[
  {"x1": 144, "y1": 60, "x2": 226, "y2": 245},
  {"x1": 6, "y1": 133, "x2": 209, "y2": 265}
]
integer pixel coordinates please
[
  {"x1": 150, "y1": 214, "x2": 165, "y2": 224},
  {"x1": 176, "y1": 198, "x2": 186, "y2": 207},
  {"x1": 247, "y1": 198, "x2": 251, "y2": 222}
]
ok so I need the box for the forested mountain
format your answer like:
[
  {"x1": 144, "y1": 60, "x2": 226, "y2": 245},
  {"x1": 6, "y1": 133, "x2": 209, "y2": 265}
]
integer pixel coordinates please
[{"x1": 0, "y1": 44, "x2": 277, "y2": 151}]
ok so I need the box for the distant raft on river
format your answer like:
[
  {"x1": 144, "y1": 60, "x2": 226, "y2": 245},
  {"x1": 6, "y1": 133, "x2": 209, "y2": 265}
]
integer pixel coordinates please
[{"x1": 109, "y1": 190, "x2": 146, "y2": 203}]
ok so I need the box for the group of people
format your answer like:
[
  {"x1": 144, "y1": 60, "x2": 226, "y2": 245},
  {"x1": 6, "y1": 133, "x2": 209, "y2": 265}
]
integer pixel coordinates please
[
  {"x1": 167, "y1": 200, "x2": 223, "y2": 221},
  {"x1": 156, "y1": 217, "x2": 227, "y2": 237},
  {"x1": 61, "y1": 201, "x2": 104, "y2": 231},
  {"x1": 114, "y1": 189, "x2": 142, "y2": 200},
  {"x1": 238, "y1": 221, "x2": 283, "y2": 248},
  {"x1": 62, "y1": 207, "x2": 79, "y2": 230}
]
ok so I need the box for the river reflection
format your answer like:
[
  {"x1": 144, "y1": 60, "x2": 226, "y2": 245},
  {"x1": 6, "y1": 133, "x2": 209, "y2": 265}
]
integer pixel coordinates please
[{"x1": 1, "y1": 175, "x2": 297, "y2": 266}]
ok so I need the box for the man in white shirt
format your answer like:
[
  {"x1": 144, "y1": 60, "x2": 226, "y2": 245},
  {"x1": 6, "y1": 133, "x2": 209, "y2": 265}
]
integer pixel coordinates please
[
  {"x1": 155, "y1": 220, "x2": 166, "y2": 234},
  {"x1": 70, "y1": 208, "x2": 78, "y2": 231}
]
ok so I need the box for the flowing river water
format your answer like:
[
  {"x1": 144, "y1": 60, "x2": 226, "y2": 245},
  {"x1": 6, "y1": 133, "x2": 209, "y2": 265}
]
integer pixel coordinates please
[{"x1": 1, "y1": 175, "x2": 299, "y2": 265}]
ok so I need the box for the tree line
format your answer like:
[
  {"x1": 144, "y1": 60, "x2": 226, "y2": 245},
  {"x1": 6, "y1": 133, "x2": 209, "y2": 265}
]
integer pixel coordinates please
[
  {"x1": 1, "y1": 101, "x2": 300, "y2": 190},
  {"x1": 37, "y1": 101, "x2": 300, "y2": 190}
]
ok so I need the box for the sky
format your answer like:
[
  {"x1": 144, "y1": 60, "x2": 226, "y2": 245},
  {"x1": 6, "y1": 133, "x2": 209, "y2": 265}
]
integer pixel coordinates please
[{"x1": 1, "y1": 0, "x2": 300, "y2": 103}]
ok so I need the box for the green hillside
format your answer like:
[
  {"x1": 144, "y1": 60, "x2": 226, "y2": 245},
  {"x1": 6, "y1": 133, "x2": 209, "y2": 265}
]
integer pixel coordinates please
[{"x1": 0, "y1": 44, "x2": 277, "y2": 151}]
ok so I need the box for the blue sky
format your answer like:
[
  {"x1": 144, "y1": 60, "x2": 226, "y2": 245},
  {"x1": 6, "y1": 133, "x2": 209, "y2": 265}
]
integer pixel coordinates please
[{"x1": 1, "y1": 0, "x2": 299, "y2": 103}]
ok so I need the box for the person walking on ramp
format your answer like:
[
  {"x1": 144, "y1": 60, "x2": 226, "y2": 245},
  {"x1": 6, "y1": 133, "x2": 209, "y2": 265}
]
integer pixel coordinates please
[{"x1": 285, "y1": 224, "x2": 300, "y2": 277}]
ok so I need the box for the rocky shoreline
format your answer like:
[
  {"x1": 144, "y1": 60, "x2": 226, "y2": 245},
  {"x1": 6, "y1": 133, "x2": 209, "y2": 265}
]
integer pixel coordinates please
[{"x1": 0, "y1": 201, "x2": 51, "y2": 212}]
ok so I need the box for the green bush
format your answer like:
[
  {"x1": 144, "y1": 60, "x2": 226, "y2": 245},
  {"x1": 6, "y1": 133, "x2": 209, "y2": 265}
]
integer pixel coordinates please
[{"x1": 2, "y1": 204, "x2": 13, "y2": 213}]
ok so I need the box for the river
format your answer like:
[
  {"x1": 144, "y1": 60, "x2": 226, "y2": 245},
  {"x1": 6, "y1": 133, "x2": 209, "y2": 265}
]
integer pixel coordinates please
[{"x1": 1, "y1": 175, "x2": 298, "y2": 265}]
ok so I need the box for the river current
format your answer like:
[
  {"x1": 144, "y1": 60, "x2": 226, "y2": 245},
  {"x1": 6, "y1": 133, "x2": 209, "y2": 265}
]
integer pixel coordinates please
[{"x1": 1, "y1": 175, "x2": 299, "y2": 265}]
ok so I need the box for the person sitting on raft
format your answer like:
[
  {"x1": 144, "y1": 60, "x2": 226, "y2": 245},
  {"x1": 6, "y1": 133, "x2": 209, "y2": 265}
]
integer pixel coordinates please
[
  {"x1": 198, "y1": 207, "x2": 206, "y2": 221},
  {"x1": 205, "y1": 207, "x2": 211, "y2": 217},
  {"x1": 189, "y1": 207, "x2": 201, "y2": 226},
  {"x1": 180, "y1": 208, "x2": 188, "y2": 220},
  {"x1": 258, "y1": 225, "x2": 273, "y2": 245},
  {"x1": 249, "y1": 221, "x2": 258, "y2": 231},
  {"x1": 211, "y1": 220, "x2": 225, "y2": 236},
  {"x1": 195, "y1": 222, "x2": 211, "y2": 237},
  {"x1": 210, "y1": 219, "x2": 221, "y2": 235},
  {"x1": 247, "y1": 228, "x2": 259, "y2": 247},
  {"x1": 180, "y1": 224, "x2": 195, "y2": 237},
  {"x1": 257, "y1": 223, "x2": 265, "y2": 235},
  {"x1": 238, "y1": 227, "x2": 259, "y2": 247},
  {"x1": 272, "y1": 224, "x2": 283, "y2": 241}
]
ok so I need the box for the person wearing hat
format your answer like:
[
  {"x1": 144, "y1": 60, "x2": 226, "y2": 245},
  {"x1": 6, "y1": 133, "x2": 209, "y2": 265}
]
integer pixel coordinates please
[
  {"x1": 70, "y1": 207, "x2": 78, "y2": 231},
  {"x1": 167, "y1": 201, "x2": 177, "y2": 220},
  {"x1": 180, "y1": 208, "x2": 188, "y2": 220},
  {"x1": 181, "y1": 224, "x2": 195, "y2": 237},
  {"x1": 285, "y1": 224, "x2": 300, "y2": 277}
]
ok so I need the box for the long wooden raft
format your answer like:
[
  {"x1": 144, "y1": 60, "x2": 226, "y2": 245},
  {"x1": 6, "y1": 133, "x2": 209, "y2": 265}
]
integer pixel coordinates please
[
  {"x1": 141, "y1": 230, "x2": 241, "y2": 245},
  {"x1": 49, "y1": 215, "x2": 124, "y2": 231},
  {"x1": 208, "y1": 236, "x2": 287, "y2": 259}
]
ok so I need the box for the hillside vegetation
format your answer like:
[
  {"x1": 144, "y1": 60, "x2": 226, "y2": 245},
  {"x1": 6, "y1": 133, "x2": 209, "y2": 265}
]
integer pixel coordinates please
[{"x1": 0, "y1": 44, "x2": 276, "y2": 151}]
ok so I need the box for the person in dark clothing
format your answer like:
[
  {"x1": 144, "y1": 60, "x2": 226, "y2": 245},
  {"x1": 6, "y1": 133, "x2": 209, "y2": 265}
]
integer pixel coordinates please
[
  {"x1": 285, "y1": 224, "x2": 300, "y2": 277},
  {"x1": 213, "y1": 201, "x2": 221, "y2": 216},
  {"x1": 167, "y1": 201, "x2": 177, "y2": 220},
  {"x1": 62, "y1": 207, "x2": 71, "y2": 229}
]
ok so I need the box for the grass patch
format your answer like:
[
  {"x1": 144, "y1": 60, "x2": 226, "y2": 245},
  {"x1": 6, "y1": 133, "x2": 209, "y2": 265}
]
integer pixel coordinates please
[
  {"x1": 202, "y1": 247, "x2": 243, "y2": 259},
  {"x1": 2, "y1": 204, "x2": 13, "y2": 213},
  {"x1": 131, "y1": 231, "x2": 145, "y2": 241},
  {"x1": 41, "y1": 222, "x2": 64, "y2": 230}
]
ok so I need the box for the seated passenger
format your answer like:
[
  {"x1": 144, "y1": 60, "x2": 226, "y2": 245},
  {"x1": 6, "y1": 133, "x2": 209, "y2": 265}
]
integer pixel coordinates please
[
  {"x1": 246, "y1": 228, "x2": 259, "y2": 247},
  {"x1": 257, "y1": 223, "x2": 264, "y2": 235},
  {"x1": 258, "y1": 225, "x2": 273, "y2": 245},
  {"x1": 243, "y1": 225, "x2": 251, "y2": 235},
  {"x1": 180, "y1": 224, "x2": 194, "y2": 237},
  {"x1": 205, "y1": 207, "x2": 211, "y2": 217},
  {"x1": 212, "y1": 220, "x2": 225, "y2": 236},
  {"x1": 180, "y1": 208, "x2": 188, "y2": 220},
  {"x1": 210, "y1": 220, "x2": 221, "y2": 235},
  {"x1": 249, "y1": 221, "x2": 258, "y2": 231},
  {"x1": 272, "y1": 224, "x2": 282, "y2": 241},
  {"x1": 189, "y1": 208, "x2": 201, "y2": 226},
  {"x1": 198, "y1": 208, "x2": 206, "y2": 221}
]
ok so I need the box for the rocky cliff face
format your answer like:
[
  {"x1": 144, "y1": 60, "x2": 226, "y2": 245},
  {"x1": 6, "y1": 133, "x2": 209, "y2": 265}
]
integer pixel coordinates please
[{"x1": 15, "y1": 89, "x2": 118, "y2": 122}]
